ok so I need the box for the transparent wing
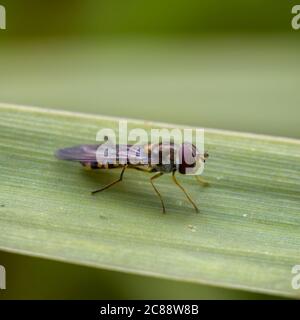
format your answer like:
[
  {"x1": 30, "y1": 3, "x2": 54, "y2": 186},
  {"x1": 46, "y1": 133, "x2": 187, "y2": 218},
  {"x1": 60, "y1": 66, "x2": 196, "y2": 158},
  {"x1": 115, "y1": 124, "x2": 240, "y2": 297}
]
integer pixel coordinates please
[
  {"x1": 56, "y1": 144, "x2": 148, "y2": 164},
  {"x1": 55, "y1": 145, "x2": 99, "y2": 161},
  {"x1": 125, "y1": 144, "x2": 149, "y2": 165}
]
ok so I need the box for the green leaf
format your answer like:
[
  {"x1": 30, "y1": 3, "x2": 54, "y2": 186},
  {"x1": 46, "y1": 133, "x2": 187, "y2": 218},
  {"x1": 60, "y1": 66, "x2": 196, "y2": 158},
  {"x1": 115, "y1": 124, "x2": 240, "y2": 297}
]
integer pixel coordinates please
[{"x1": 0, "y1": 103, "x2": 300, "y2": 298}]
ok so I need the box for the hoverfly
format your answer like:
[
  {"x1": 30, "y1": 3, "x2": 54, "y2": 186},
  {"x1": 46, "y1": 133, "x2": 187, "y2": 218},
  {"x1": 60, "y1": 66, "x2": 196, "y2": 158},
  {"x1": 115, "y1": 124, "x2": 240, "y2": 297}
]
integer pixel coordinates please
[{"x1": 56, "y1": 142, "x2": 209, "y2": 213}]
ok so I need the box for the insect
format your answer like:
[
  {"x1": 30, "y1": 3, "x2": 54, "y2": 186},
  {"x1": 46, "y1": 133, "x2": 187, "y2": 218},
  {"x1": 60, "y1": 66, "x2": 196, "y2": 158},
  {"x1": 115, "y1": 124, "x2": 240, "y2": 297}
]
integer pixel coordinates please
[{"x1": 56, "y1": 142, "x2": 209, "y2": 213}]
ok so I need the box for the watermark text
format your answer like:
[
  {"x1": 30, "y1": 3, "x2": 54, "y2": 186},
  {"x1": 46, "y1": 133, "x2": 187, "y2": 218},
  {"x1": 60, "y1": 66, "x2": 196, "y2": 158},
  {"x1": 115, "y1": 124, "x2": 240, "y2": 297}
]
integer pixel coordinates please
[
  {"x1": 292, "y1": 5, "x2": 300, "y2": 30},
  {"x1": 95, "y1": 121, "x2": 206, "y2": 175},
  {"x1": 0, "y1": 5, "x2": 6, "y2": 30},
  {"x1": 292, "y1": 265, "x2": 300, "y2": 290},
  {"x1": 0, "y1": 265, "x2": 5, "y2": 290}
]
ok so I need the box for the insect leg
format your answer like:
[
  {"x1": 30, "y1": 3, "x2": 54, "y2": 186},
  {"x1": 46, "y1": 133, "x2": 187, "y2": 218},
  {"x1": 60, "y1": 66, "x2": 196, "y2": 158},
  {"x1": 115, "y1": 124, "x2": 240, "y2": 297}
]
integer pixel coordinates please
[
  {"x1": 172, "y1": 171, "x2": 199, "y2": 213},
  {"x1": 195, "y1": 175, "x2": 210, "y2": 187},
  {"x1": 91, "y1": 165, "x2": 127, "y2": 194},
  {"x1": 150, "y1": 172, "x2": 166, "y2": 213}
]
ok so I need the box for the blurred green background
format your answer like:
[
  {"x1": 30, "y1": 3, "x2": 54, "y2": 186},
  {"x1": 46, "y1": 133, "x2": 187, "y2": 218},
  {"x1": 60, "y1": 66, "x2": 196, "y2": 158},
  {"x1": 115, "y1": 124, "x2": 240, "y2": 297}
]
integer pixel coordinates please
[{"x1": 0, "y1": 0, "x2": 299, "y2": 299}]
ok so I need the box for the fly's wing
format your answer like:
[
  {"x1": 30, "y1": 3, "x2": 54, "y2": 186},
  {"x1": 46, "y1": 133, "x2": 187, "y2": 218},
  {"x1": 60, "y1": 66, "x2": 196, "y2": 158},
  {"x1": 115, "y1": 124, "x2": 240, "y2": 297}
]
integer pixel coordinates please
[
  {"x1": 56, "y1": 144, "x2": 149, "y2": 165},
  {"x1": 55, "y1": 145, "x2": 99, "y2": 162},
  {"x1": 103, "y1": 144, "x2": 148, "y2": 165},
  {"x1": 125, "y1": 144, "x2": 149, "y2": 165}
]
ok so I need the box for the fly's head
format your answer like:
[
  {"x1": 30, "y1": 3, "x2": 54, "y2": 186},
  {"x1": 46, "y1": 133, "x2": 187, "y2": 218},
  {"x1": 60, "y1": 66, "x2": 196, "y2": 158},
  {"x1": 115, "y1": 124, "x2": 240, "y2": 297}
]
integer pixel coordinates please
[{"x1": 178, "y1": 143, "x2": 209, "y2": 175}]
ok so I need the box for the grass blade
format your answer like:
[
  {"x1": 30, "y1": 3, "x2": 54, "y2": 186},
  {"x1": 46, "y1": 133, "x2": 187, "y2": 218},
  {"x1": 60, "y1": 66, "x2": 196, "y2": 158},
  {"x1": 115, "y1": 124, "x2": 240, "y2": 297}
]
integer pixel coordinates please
[{"x1": 0, "y1": 103, "x2": 300, "y2": 298}]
